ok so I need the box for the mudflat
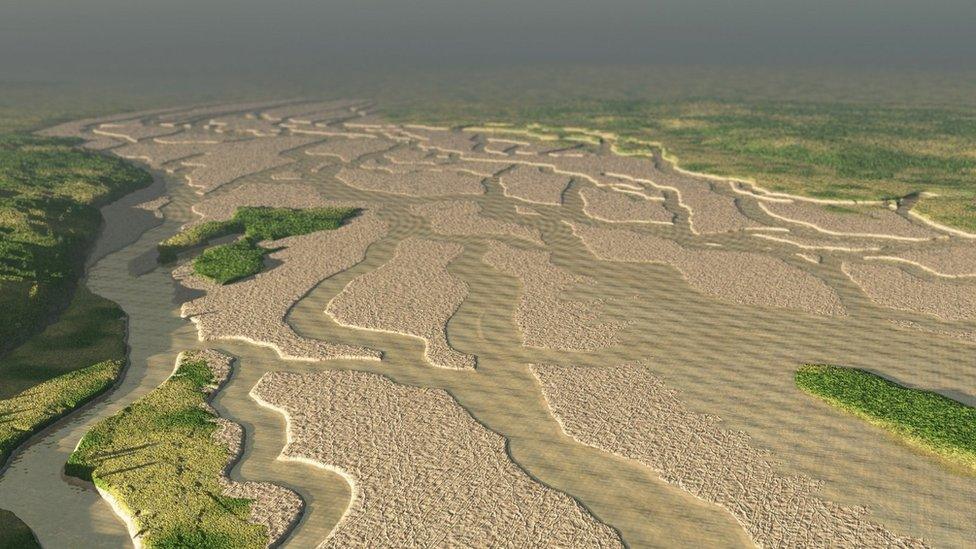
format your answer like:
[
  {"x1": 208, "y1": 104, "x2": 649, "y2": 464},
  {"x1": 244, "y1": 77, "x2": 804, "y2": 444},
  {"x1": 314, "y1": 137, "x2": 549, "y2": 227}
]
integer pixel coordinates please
[{"x1": 3, "y1": 100, "x2": 974, "y2": 548}]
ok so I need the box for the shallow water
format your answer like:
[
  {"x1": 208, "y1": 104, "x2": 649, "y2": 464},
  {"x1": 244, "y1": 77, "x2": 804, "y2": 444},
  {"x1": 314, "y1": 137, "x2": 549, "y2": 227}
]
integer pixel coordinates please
[{"x1": 1, "y1": 108, "x2": 975, "y2": 548}]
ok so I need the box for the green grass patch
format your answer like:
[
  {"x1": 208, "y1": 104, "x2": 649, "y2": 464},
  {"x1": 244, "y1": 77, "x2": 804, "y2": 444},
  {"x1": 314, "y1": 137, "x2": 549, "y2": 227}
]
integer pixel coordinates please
[
  {"x1": 796, "y1": 364, "x2": 976, "y2": 473},
  {"x1": 0, "y1": 133, "x2": 152, "y2": 355},
  {"x1": 0, "y1": 286, "x2": 126, "y2": 399},
  {"x1": 0, "y1": 509, "x2": 40, "y2": 549},
  {"x1": 0, "y1": 283, "x2": 127, "y2": 471},
  {"x1": 233, "y1": 206, "x2": 353, "y2": 240},
  {"x1": 160, "y1": 206, "x2": 359, "y2": 284},
  {"x1": 0, "y1": 359, "x2": 122, "y2": 468},
  {"x1": 156, "y1": 220, "x2": 239, "y2": 264},
  {"x1": 192, "y1": 240, "x2": 267, "y2": 285},
  {"x1": 66, "y1": 353, "x2": 270, "y2": 548}
]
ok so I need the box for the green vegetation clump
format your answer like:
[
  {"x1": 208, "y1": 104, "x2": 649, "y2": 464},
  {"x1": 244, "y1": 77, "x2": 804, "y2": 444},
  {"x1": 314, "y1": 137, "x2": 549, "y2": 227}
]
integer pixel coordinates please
[
  {"x1": 0, "y1": 134, "x2": 151, "y2": 355},
  {"x1": 388, "y1": 100, "x2": 976, "y2": 231},
  {"x1": 157, "y1": 220, "x2": 239, "y2": 264},
  {"x1": 233, "y1": 206, "x2": 352, "y2": 240},
  {"x1": 0, "y1": 286, "x2": 126, "y2": 399},
  {"x1": 66, "y1": 355, "x2": 270, "y2": 548},
  {"x1": 159, "y1": 206, "x2": 359, "y2": 284},
  {"x1": 0, "y1": 509, "x2": 40, "y2": 549},
  {"x1": 193, "y1": 240, "x2": 267, "y2": 284},
  {"x1": 0, "y1": 359, "x2": 121, "y2": 468},
  {"x1": 796, "y1": 364, "x2": 976, "y2": 472}
]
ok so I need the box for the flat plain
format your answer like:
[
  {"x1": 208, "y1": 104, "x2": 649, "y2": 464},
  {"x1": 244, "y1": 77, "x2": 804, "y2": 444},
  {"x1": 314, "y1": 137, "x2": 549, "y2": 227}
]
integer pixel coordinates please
[{"x1": 1, "y1": 98, "x2": 974, "y2": 548}]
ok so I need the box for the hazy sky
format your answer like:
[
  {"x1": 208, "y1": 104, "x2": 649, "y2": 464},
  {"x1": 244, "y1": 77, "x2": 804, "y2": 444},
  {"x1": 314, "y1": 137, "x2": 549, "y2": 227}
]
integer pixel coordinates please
[{"x1": 1, "y1": 0, "x2": 974, "y2": 82}]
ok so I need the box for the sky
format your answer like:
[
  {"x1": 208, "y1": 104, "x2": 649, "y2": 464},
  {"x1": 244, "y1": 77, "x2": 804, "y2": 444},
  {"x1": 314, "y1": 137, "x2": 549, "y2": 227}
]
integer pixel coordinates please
[{"x1": 0, "y1": 0, "x2": 974, "y2": 83}]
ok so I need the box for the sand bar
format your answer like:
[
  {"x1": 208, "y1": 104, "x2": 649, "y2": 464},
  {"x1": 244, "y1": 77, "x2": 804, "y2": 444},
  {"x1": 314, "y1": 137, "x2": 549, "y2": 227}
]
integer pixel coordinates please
[
  {"x1": 864, "y1": 244, "x2": 976, "y2": 277},
  {"x1": 177, "y1": 212, "x2": 388, "y2": 360},
  {"x1": 251, "y1": 370, "x2": 623, "y2": 548},
  {"x1": 759, "y1": 200, "x2": 941, "y2": 241},
  {"x1": 498, "y1": 164, "x2": 573, "y2": 205},
  {"x1": 579, "y1": 186, "x2": 673, "y2": 224},
  {"x1": 843, "y1": 262, "x2": 976, "y2": 322},
  {"x1": 411, "y1": 200, "x2": 544, "y2": 245},
  {"x1": 181, "y1": 135, "x2": 321, "y2": 193},
  {"x1": 336, "y1": 167, "x2": 485, "y2": 197},
  {"x1": 484, "y1": 241, "x2": 624, "y2": 350},
  {"x1": 305, "y1": 136, "x2": 395, "y2": 162},
  {"x1": 192, "y1": 349, "x2": 305, "y2": 546},
  {"x1": 568, "y1": 222, "x2": 845, "y2": 316},
  {"x1": 532, "y1": 362, "x2": 926, "y2": 548},
  {"x1": 326, "y1": 238, "x2": 475, "y2": 370}
]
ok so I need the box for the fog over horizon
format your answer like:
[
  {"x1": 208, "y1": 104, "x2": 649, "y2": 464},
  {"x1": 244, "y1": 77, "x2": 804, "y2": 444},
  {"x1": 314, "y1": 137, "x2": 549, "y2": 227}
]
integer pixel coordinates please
[{"x1": 1, "y1": 0, "x2": 974, "y2": 86}]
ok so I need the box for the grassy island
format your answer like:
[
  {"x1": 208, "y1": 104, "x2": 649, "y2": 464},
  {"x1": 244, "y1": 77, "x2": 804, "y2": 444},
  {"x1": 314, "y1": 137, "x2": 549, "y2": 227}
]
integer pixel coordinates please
[
  {"x1": 66, "y1": 351, "x2": 272, "y2": 548},
  {"x1": 0, "y1": 132, "x2": 150, "y2": 544},
  {"x1": 0, "y1": 285, "x2": 128, "y2": 470},
  {"x1": 158, "y1": 206, "x2": 359, "y2": 284},
  {"x1": 796, "y1": 364, "x2": 976, "y2": 473}
]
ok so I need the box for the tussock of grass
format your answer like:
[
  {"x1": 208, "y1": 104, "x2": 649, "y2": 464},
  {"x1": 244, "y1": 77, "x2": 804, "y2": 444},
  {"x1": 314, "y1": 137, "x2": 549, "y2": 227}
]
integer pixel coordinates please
[
  {"x1": 158, "y1": 206, "x2": 358, "y2": 264},
  {"x1": 157, "y1": 220, "x2": 239, "y2": 264},
  {"x1": 66, "y1": 354, "x2": 269, "y2": 548},
  {"x1": 233, "y1": 206, "x2": 353, "y2": 241},
  {"x1": 0, "y1": 358, "x2": 121, "y2": 468},
  {"x1": 161, "y1": 206, "x2": 359, "y2": 285},
  {"x1": 796, "y1": 364, "x2": 976, "y2": 473}
]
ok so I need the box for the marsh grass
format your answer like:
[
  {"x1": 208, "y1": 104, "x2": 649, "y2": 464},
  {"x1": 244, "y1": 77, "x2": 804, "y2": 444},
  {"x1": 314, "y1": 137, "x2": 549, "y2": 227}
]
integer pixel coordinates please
[
  {"x1": 65, "y1": 355, "x2": 269, "y2": 548},
  {"x1": 0, "y1": 286, "x2": 127, "y2": 473},
  {"x1": 796, "y1": 364, "x2": 976, "y2": 473},
  {"x1": 192, "y1": 240, "x2": 267, "y2": 285},
  {"x1": 0, "y1": 359, "x2": 121, "y2": 469},
  {"x1": 161, "y1": 206, "x2": 359, "y2": 285},
  {"x1": 0, "y1": 134, "x2": 151, "y2": 355},
  {"x1": 0, "y1": 286, "x2": 125, "y2": 399}
]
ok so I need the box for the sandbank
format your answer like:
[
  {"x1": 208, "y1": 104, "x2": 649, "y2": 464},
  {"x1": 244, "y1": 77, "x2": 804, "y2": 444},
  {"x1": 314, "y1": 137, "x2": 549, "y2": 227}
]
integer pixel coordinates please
[
  {"x1": 411, "y1": 200, "x2": 544, "y2": 245},
  {"x1": 567, "y1": 222, "x2": 845, "y2": 316},
  {"x1": 483, "y1": 241, "x2": 623, "y2": 350},
  {"x1": 843, "y1": 262, "x2": 976, "y2": 322},
  {"x1": 251, "y1": 370, "x2": 622, "y2": 548},
  {"x1": 177, "y1": 212, "x2": 388, "y2": 360},
  {"x1": 531, "y1": 362, "x2": 925, "y2": 548},
  {"x1": 326, "y1": 238, "x2": 474, "y2": 370},
  {"x1": 579, "y1": 186, "x2": 673, "y2": 224}
]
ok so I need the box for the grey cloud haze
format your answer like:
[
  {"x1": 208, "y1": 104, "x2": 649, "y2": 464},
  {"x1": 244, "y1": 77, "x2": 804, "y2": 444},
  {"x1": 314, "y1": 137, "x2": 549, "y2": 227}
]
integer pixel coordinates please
[{"x1": 1, "y1": 0, "x2": 974, "y2": 81}]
